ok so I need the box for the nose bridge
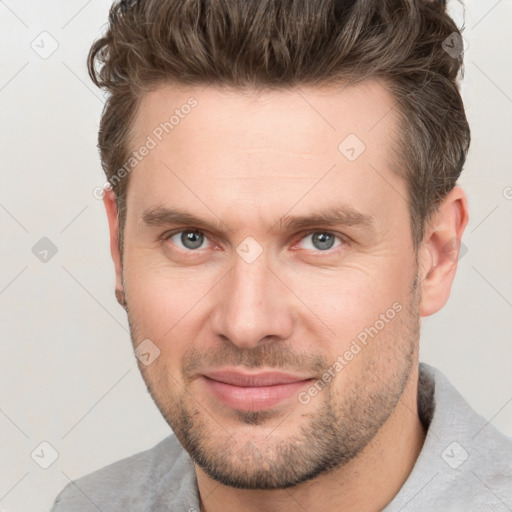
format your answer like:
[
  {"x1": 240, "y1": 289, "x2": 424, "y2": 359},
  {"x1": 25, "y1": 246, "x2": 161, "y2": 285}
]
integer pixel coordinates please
[{"x1": 211, "y1": 247, "x2": 293, "y2": 348}]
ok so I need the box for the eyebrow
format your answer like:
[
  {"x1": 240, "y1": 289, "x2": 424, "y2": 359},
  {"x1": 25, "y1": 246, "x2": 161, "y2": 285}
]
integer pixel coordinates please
[
  {"x1": 275, "y1": 206, "x2": 375, "y2": 233},
  {"x1": 140, "y1": 205, "x2": 375, "y2": 234}
]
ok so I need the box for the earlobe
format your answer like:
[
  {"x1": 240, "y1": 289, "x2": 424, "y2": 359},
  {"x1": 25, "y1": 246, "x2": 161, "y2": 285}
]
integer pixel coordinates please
[
  {"x1": 419, "y1": 186, "x2": 469, "y2": 317},
  {"x1": 115, "y1": 288, "x2": 127, "y2": 310},
  {"x1": 103, "y1": 187, "x2": 125, "y2": 308}
]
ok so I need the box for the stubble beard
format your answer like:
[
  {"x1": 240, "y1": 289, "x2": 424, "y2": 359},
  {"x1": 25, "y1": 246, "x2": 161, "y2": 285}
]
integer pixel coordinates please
[{"x1": 128, "y1": 274, "x2": 422, "y2": 490}]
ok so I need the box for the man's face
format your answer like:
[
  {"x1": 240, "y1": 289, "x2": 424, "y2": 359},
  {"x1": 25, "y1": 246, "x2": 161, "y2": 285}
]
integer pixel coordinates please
[{"x1": 116, "y1": 80, "x2": 423, "y2": 489}]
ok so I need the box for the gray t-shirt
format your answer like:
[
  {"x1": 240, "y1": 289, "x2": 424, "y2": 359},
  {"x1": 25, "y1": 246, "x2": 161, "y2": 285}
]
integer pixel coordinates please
[{"x1": 50, "y1": 362, "x2": 512, "y2": 511}]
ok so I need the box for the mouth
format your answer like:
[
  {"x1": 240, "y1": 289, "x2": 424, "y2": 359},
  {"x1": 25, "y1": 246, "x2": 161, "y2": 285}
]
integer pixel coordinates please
[{"x1": 200, "y1": 369, "x2": 315, "y2": 412}]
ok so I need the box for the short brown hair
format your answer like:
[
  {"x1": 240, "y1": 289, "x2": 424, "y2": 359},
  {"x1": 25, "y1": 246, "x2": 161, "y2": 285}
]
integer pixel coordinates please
[{"x1": 88, "y1": 0, "x2": 470, "y2": 253}]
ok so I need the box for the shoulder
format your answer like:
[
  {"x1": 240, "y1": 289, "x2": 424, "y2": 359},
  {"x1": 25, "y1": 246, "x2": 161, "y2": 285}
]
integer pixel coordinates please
[
  {"x1": 386, "y1": 363, "x2": 512, "y2": 511},
  {"x1": 50, "y1": 435, "x2": 199, "y2": 511}
]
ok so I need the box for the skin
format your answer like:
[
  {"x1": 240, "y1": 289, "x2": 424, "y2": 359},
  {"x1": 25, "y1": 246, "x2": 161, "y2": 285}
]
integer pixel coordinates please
[{"x1": 103, "y1": 79, "x2": 469, "y2": 511}]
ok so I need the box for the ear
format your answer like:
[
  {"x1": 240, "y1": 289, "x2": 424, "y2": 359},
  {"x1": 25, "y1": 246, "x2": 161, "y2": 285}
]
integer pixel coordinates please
[
  {"x1": 103, "y1": 187, "x2": 125, "y2": 308},
  {"x1": 418, "y1": 186, "x2": 469, "y2": 317}
]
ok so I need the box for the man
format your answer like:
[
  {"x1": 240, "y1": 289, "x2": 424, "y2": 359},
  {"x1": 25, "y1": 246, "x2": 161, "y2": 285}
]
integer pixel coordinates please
[{"x1": 51, "y1": 0, "x2": 512, "y2": 510}]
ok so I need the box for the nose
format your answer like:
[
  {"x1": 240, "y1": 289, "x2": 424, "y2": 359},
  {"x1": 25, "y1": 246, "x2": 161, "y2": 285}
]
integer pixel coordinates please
[{"x1": 210, "y1": 249, "x2": 294, "y2": 349}]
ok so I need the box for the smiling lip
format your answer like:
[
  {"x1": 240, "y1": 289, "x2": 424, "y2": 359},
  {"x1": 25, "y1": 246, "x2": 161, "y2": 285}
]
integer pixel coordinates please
[{"x1": 200, "y1": 370, "x2": 314, "y2": 411}]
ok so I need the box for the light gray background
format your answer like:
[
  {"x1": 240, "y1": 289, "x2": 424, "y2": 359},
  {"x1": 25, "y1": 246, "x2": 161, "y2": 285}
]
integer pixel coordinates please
[{"x1": 0, "y1": 1, "x2": 511, "y2": 511}]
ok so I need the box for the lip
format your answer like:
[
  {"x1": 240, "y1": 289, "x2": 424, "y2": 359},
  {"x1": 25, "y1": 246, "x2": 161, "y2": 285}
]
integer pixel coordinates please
[
  {"x1": 203, "y1": 370, "x2": 312, "y2": 386},
  {"x1": 200, "y1": 369, "x2": 314, "y2": 411}
]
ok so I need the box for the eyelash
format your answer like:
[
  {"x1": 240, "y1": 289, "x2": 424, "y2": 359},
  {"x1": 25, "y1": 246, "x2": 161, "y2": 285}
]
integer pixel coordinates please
[{"x1": 162, "y1": 229, "x2": 348, "y2": 255}]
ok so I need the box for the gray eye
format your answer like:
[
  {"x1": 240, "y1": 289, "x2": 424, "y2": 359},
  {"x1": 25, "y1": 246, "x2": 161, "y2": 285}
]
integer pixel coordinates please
[
  {"x1": 297, "y1": 231, "x2": 342, "y2": 252},
  {"x1": 311, "y1": 232, "x2": 336, "y2": 250},
  {"x1": 170, "y1": 230, "x2": 206, "y2": 250}
]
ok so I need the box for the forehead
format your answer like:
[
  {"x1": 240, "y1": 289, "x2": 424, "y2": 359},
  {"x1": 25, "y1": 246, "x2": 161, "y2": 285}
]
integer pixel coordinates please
[
  {"x1": 125, "y1": 80, "x2": 406, "y2": 235},
  {"x1": 132, "y1": 79, "x2": 398, "y2": 157}
]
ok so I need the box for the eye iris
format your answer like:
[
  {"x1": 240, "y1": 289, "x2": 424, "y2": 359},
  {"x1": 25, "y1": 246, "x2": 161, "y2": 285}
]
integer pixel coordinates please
[
  {"x1": 312, "y1": 232, "x2": 335, "y2": 250},
  {"x1": 181, "y1": 231, "x2": 203, "y2": 249}
]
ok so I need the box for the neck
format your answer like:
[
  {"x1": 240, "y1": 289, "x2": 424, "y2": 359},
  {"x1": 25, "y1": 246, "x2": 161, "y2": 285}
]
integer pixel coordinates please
[{"x1": 196, "y1": 366, "x2": 426, "y2": 512}]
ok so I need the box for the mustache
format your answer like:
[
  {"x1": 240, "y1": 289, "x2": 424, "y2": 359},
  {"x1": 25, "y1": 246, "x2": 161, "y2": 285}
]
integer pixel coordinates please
[{"x1": 181, "y1": 342, "x2": 328, "y2": 380}]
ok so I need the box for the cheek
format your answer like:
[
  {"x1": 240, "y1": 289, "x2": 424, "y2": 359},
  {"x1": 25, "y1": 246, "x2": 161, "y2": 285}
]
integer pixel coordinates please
[
  {"x1": 284, "y1": 260, "x2": 408, "y2": 339},
  {"x1": 301, "y1": 276, "x2": 414, "y2": 383},
  {"x1": 123, "y1": 251, "x2": 220, "y2": 343}
]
